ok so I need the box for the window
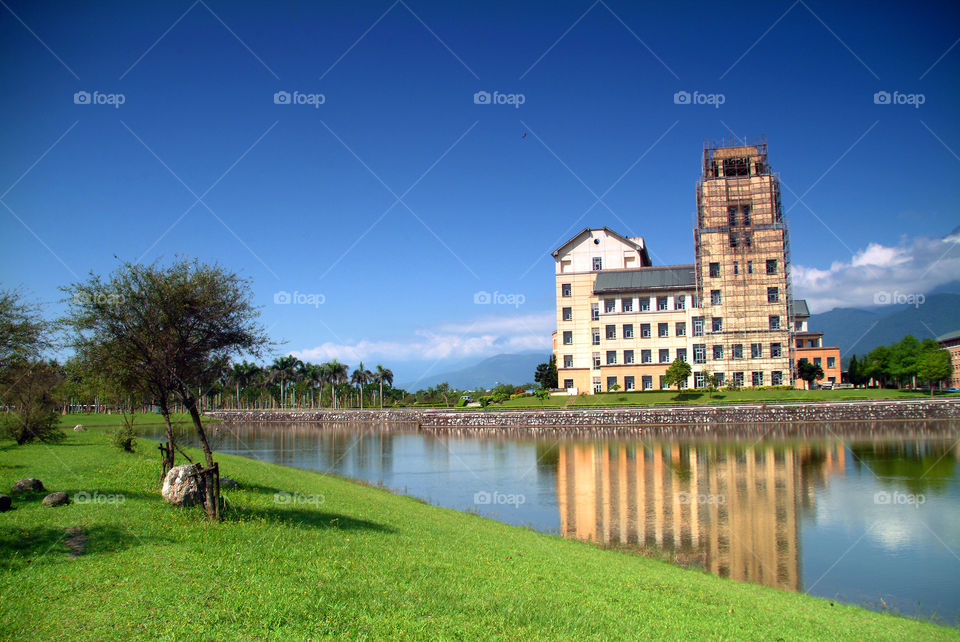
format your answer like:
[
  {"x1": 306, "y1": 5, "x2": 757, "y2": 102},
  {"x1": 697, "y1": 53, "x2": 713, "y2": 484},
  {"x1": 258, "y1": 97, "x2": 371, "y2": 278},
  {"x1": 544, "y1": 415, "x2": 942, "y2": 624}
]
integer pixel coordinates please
[
  {"x1": 623, "y1": 324, "x2": 634, "y2": 339},
  {"x1": 742, "y1": 204, "x2": 751, "y2": 226},
  {"x1": 828, "y1": 356, "x2": 836, "y2": 369},
  {"x1": 766, "y1": 259, "x2": 777, "y2": 275},
  {"x1": 767, "y1": 287, "x2": 779, "y2": 303},
  {"x1": 747, "y1": 260, "x2": 753, "y2": 274},
  {"x1": 606, "y1": 376, "x2": 617, "y2": 390},
  {"x1": 659, "y1": 349, "x2": 670, "y2": 364},
  {"x1": 563, "y1": 331, "x2": 573, "y2": 345},
  {"x1": 563, "y1": 378, "x2": 574, "y2": 389},
  {"x1": 712, "y1": 317, "x2": 723, "y2": 332},
  {"x1": 606, "y1": 350, "x2": 617, "y2": 365},
  {"x1": 734, "y1": 261, "x2": 739, "y2": 275},
  {"x1": 640, "y1": 323, "x2": 651, "y2": 338},
  {"x1": 563, "y1": 355, "x2": 573, "y2": 368},
  {"x1": 715, "y1": 373, "x2": 725, "y2": 387},
  {"x1": 711, "y1": 289, "x2": 722, "y2": 305},
  {"x1": 592, "y1": 257, "x2": 602, "y2": 271},
  {"x1": 675, "y1": 322, "x2": 687, "y2": 337},
  {"x1": 591, "y1": 303, "x2": 599, "y2": 321},
  {"x1": 731, "y1": 344, "x2": 743, "y2": 360},
  {"x1": 641, "y1": 349, "x2": 652, "y2": 364},
  {"x1": 794, "y1": 321, "x2": 803, "y2": 331},
  {"x1": 658, "y1": 323, "x2": 669, "y2": 338},
  {"x1": 639, "y1": 297, "x2": 650, "y2": 312},
  {"x1": 605, "y1": 325, "x2": 616, "y2": 340},
  {"x1": 642, "y1": 375, "x2": 653, "y2": 390},
  {"x1": 814, "y1": 357, "x2": 822, "y2": 367},
  {"x1": 796, "y1": 339, "x2": 803, "y2": 349},
  {"x1": 729, "y1": 233, "x2": 738, "y2": 248},
  {"x1": 770, "y1": 343, "x2": 782, "y2": 358},
  {"x1": 593, "y1": 353, "x2": 601, "y2": 369},
  {"x1": 657, "y1": 296, "x2": 668, "y2": 311},
  {"x1": 752, "y1": 371, "x2": 764, "y2": 387},
  {"x1": 622, "y1": 298, "x2": 633, "y2": 312},
  {"x1": 692, "y1": 317, "x2": 704, "y2": 337},
  {"x1": 659, "y1": 375, "x2": 668, "y2": 390},
  {"x1": 709, "y1": 262, "x2": 720, "y2": 278},
  {"x1": 693, "y1": 344, "x2": 706, "y2": 364},
  {"x1": 691, "y1": 295, "x2": 702, "y2": 308},
  {"x1": 562, "y1": 307, "x2": 573, "y2": 321},
  {"x1": 561, "y1": 283, "x2": 571, "y2": 297},
  {"x1": 605, "y1": 299, "x2": 616, "y2": 313},
  {"x1": 593, "y1": 378, "x2": 602, "y2": 393},
  {"x1": 676, "y1": 348, "x2": 687, "y2": 362},
  {"x1": 713, "y1": 345, "x2": 724, "y2": 360},
  {"x1": 694, "y1": 372, "x2": 706, "y2": 388},
  {"x1": 771, "y1": 371, "x2": 782, "y2": 386},
  {"x1": 592, "y1": 329, "x2": 600, "y2": 345},
  {"x1": 769, "y1": 315, "x2": 780, "y2": 330},
  {"x1": 727, "y1": 207, "x2": 737, "y2": 228},
  {"x1": 624, "y1": 349, "x2": 635, "y2": 364},
  {"x1": 744, "y1": 234, "x2": 752, "y2": 248},
  {"x1": 733, "y1": 372, "x2": 744, "y2": 387},
  {"x1": 751, "y1": 343, "x2": 762, "y2": 359},
  {"x1": 675, "y1": 295, "x2": 685, "y2": 310},
  {"x1": 624, "y1": 375, "x2": 635, "y2": 391}
]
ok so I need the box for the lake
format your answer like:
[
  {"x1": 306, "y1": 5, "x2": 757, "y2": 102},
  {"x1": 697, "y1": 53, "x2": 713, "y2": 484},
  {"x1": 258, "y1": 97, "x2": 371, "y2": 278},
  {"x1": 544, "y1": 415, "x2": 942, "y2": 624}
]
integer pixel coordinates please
[{"x1": 141, "y1": 420, "x2": 960, "y2": 626}]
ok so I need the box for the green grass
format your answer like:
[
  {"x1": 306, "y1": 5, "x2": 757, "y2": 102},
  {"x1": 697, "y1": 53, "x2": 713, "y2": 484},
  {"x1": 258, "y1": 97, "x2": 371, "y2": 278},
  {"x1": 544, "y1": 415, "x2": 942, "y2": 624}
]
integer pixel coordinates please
[
  {"x1": 1, "y1": 418, "x2": 956, "y2": 640},
  {"x1": 61, "y1": 411, "x2": 204, "y2": 427},
  {"x1": 494, "y1": 388, "x2": 960, "y2": 409}
]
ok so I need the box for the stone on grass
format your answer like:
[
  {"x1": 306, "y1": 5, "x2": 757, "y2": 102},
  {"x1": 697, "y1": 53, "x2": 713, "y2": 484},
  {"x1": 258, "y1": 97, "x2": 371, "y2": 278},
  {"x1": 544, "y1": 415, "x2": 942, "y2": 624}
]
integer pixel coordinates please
[
  {"x1": 0, "y1": 495, "x2": 11, "y2": 512},
  {"x1": 11, "y1": 478, "x2": 45, "y2": 494},
  {"x1": 73, "y1": 424, "x2": 87, "y2": 432},
  {"x1": 43, "y1": 491, "x2": 70, "y2": 507},
  {"x1": 220, "y1": 477, "x2": 239, "y2": 489},
  {"x1": 161, "y1": 464, "x2": 204, "y2": 506}
]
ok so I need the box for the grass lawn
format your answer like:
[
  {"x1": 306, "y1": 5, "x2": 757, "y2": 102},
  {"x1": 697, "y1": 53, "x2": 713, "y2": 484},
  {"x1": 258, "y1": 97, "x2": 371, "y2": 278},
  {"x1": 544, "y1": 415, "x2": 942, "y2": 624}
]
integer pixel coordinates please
[
  {"x1": 0, "y1": 416, "x2": 956, "y2": 640},
  {"x1": 494, "y1": 388, "x2": 960, "y2": 409}
]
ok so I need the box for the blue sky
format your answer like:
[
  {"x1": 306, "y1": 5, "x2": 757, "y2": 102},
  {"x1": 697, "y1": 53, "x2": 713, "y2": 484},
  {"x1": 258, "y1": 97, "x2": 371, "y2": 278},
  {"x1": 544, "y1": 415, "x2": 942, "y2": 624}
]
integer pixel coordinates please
[{"x1": 1, "y1": 1, "x2": 958, "y2": 383}]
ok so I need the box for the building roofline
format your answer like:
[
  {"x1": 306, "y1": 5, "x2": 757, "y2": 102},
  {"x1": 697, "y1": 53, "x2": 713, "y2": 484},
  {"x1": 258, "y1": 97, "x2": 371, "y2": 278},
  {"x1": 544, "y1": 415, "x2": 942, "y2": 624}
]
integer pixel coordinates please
[{"x1": 551, "y1": 227, "x2": 651, "y2": 265}]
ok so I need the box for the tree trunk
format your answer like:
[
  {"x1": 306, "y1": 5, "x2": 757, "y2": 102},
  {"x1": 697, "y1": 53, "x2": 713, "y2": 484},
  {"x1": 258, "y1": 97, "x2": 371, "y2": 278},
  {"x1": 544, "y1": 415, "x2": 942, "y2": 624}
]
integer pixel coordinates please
[
  {"x1": 158, "y1": 396, "x2": 176, "y2": 474},
  {"x1": 183, "y1": 392, "x2": 215, "y2": 468}
]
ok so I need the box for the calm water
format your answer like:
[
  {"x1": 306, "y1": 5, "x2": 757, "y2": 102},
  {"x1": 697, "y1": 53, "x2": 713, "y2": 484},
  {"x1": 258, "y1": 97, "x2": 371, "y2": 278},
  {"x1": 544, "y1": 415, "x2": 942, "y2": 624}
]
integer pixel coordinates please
[{"x1": 142, "y1": 420, "x2": 960, "y2": 626}]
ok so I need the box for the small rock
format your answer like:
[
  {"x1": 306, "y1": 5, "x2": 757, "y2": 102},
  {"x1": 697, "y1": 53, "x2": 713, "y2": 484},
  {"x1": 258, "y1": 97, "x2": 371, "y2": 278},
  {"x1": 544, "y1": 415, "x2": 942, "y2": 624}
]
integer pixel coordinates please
[
  {"x1": 0, "y1": 495, "x2": 11, "y2": 512},
  {"x1": 219, "y1": 477, "x2": 239, "y2": 489},
  {"x1": 161, "y1": 464, "x2": 205, "y2": 506},
  {"x1": 73, "y1": 424, "x2": 87, "y2": 432},
  {"x1": 11, "y1": 478, "x2": 44, "y2": 494},
  {"x1": 42, "y1": 491, "x2": 70, "y2": 507}
]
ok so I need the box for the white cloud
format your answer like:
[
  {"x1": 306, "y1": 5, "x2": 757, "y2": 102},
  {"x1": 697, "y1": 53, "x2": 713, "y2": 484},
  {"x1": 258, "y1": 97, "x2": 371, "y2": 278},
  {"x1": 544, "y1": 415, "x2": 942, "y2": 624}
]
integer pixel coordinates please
[
  {"x1": 290, "y1": 311, "x2": 553, "y2": 365},
  {"x1": 793, "y1": 231, "x2": 960, "y2": 312}
]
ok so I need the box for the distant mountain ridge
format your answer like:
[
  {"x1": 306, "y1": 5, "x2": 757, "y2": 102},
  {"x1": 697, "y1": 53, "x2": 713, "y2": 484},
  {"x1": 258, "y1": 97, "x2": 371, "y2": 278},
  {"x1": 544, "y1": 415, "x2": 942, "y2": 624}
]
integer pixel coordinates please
[{"x1": 398, "y1": 352, "x2": 548, "y2": 391}]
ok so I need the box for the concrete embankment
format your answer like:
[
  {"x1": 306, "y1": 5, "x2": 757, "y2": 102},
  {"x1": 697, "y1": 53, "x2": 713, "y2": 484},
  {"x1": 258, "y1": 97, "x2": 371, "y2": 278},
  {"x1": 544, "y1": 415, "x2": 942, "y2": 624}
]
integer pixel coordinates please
[{"x1": 206, "y1": 399, "x2": 960, "y2": 433}]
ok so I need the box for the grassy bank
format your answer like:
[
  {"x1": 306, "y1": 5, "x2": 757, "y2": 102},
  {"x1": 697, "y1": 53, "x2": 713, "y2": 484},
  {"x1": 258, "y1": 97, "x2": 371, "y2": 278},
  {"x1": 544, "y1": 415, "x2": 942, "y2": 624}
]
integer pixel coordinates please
[{"x1": 0, "y1": 418, "x2": 955, "y2": 640}]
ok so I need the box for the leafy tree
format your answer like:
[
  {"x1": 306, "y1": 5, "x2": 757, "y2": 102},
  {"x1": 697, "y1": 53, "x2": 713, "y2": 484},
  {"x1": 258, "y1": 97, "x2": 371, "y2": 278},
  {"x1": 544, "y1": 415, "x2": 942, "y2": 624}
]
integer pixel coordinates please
[
  {"x1": 797, "y1": 358, "x2": 824, "y2": 389},
  {"x1": 534, "y1": 355, "x2": 558, "y2": 389},
  {"x1": 917, "y1": 349, "x2": 952, "y2": 396},
  {"x1": 703, "y1": 371, "x2": 719, "y2": 398},
  {"x1": 609, "y1": 383, "x2": 621, "y2": 393},
  {"x1": 373, "y1": 364, "x2": 394, "y2": 408},
  {"x1": 351, "y1": 362, "x2": 373, "y2": 408},
  {"x1": 863, "y1": 345, "x2": 890, "y2": 387},
  {"x1": 0, "y1": 289, "x2": 50, "y2": 370},
  {"x1": 663, "y1": 359, "x2": 692, "y2": 394},
  {"x1": 0, "y1": 360, "x2": 64, "y2": 445},
  {"x1": 325, "y1": 360, "x2": 348, "y2": 408},
  {"x1": 62, "y1": 259, "x2": 270, "y2": 505},
  {"x1": 229, "y1": 361, "x2": 260, "y2": 408},
  {"x1": 534, "y1": 389, "x2": 550, "y2": 405},
  {"x1": 269, "y1": 355, "x2": 302, "y2": 408}
]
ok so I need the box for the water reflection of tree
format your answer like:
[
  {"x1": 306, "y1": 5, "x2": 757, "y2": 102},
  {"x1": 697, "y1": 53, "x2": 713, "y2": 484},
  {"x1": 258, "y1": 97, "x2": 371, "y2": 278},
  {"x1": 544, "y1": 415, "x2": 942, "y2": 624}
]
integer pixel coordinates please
[{"x1": 849, "y1": 441, "x2": 956, "y2": 495}]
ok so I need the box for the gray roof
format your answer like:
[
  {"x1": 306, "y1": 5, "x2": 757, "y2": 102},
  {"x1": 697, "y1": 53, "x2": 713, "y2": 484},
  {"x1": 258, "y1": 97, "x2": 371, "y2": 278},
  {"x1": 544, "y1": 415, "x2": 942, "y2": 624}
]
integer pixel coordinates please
[
  {"x1": 594, "y1": 266, "x2": 695, "y2": 293},
  {"x1": 937, "y1": 329, "x2": 960, "y2": 343},
  {"x1": 789, "y1": 299, "x2": 810, "y2": 318}
]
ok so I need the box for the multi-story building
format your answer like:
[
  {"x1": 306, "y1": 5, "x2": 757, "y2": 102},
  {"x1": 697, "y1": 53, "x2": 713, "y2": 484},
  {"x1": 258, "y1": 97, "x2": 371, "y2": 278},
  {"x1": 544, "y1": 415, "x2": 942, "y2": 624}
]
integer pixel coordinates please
[
  {"x1": 553, "y1": 141, "x2": 795, "y2": 392},
  {"x1": 937, "y1": 329, "x2": 960, "y2": 388},
  {"x1": 790, "y1": 300, "x2": 842, "y2": 387}
]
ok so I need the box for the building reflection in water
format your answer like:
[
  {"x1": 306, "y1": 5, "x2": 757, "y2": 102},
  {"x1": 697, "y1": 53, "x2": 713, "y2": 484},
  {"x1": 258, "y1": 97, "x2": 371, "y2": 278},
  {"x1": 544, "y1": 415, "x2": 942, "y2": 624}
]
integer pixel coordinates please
[{"x1": 555, "y1": 440, "x2": 847, "y2": 591}]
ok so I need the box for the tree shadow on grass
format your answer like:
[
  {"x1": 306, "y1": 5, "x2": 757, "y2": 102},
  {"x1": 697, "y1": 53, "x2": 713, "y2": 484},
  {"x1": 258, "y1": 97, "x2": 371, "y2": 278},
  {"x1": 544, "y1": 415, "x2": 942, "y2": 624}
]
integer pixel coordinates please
[
  {"x1": 0, "y1": 524, "x2": 169, "y2": 571},
  {"x1": 228, "y1": 503, "x2": 395, "y2": 533},
  {"x1": 671, "y1": 392, "x2": 704, "y2": 402}
]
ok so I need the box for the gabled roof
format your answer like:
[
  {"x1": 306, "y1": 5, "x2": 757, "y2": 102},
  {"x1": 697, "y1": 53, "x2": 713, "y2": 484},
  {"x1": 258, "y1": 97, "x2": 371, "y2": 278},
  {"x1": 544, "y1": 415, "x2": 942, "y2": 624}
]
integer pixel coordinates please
[
  {"x1": 789, "y1": 299, "x2": 810, "y2": 318},
  {"x1": 551, "y1": 227, "x2": 649, "y2": 263},
  {"x1": 594, "y1": 266, "x2": 695, "y2": 293}
]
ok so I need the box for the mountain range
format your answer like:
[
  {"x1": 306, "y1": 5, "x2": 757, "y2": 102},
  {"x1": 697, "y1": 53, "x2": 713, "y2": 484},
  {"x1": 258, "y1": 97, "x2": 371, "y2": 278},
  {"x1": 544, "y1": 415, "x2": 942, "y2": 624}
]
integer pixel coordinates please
[{"x1": 397, "y1": 352, "x2": 548, "y2": 391}]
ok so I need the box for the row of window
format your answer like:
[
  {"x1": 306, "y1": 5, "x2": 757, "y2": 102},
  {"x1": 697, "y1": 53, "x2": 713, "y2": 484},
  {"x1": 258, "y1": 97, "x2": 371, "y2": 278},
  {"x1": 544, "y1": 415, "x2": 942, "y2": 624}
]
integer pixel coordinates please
[
  {"x1": 577, "y1": 370, "x2": 785, "y2": 392},
  {"x1": 707, "y1": 259, "x2": 777, "y2": 278},
  {"x1": 561, "y1": 316, "x2": 782, "y2": 345},
  {"x1": 563, "y1": 342, "x2": 786, "y2": 369},
  {"x1": 708, "y1": 287, "x2": 779, "y2": 305},
  {"x1": 581, "y1": 348, "x2": 687, "y2": 368}
]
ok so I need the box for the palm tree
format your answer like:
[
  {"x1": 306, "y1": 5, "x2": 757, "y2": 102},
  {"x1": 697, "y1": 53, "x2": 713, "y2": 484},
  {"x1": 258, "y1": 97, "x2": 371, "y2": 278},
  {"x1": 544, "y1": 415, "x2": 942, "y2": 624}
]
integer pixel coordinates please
[
  {"x1": 325, "y1": 359, "x2": 348, "y2": 408},
  {"x1": 373, "y1": 364, "x2": 394, "y2": 408},
  {"x1": 302, "y1": 362, "x2": 323, "y2": 408},
  {"x1": 229, "y1": 361, "x2": 260, "y2": 409},
  {"x1": 270, "y1": 355, "x2": 302, "y2": 408},
  {"x1": 351, "y1": 362, "x2": 372, "y2": 409}
]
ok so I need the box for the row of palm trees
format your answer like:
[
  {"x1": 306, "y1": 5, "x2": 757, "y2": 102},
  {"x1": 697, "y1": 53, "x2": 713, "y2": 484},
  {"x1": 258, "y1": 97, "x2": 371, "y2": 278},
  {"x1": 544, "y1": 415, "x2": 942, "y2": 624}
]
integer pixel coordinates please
[{"x1": 212, "y1": 357, "x2": 394, "y2": 410}]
